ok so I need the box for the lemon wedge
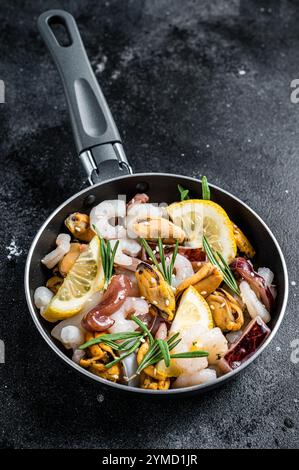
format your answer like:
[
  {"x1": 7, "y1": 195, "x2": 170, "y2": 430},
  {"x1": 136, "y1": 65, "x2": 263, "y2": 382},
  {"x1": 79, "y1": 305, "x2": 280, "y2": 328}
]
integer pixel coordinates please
[
  {"x1": 43, "y1": 236, "x2": 104, "y2": 322},
  {"x1": 172, "y1": 285, "x2": 214, "y2": 331},
  {"x1": 167, "y1": 199, "x2": 236, "y2": 263},
  {"x1": 156, "y1": 286, "x2": 213, "y2": 377}
]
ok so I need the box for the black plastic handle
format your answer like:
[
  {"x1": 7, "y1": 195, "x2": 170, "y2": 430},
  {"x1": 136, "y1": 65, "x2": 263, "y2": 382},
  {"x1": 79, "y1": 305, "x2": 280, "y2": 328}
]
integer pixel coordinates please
[{"x1": 38, "y1": 10, "x2": 121, "y2": 154}]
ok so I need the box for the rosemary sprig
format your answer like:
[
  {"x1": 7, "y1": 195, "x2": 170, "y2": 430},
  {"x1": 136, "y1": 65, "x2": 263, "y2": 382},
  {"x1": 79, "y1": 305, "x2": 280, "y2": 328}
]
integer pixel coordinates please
[
  {"x1": 140, "y1": 237, "x2": 179, "y2": 286},
  {"x1": 178, "y1": 184, "x2": 189, "y2": 201},
  {"x1": 202, "y1": 235, "x2": 240, "y2": 295},
  {"x1": 131, "y1": 314, "x2": 154, "y2": 346},
  {"x1": 79, "y1": 331, "x2": 142, "y2": 350},
  {"x1": 201, "y1": 175, "x2": 210, "y2": 200},
  {"x1": 93, "y1": 225, "x2": 119, "y2": 288},
  {"x1": 136, "y1": 333, "x2": 208, "y2": 374}
]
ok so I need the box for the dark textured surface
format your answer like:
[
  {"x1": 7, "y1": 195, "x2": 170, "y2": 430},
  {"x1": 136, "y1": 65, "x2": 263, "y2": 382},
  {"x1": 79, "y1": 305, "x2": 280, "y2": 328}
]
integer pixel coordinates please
[{"x1": 0, "y1": 0, "x2": 298, "y2": 449}]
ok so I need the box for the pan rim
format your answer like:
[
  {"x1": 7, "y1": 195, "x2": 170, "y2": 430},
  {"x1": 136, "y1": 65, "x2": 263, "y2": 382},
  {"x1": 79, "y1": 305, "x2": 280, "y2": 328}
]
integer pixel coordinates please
[{"x1": 24, "y1": 172, "x2": 289, "y2": 395}]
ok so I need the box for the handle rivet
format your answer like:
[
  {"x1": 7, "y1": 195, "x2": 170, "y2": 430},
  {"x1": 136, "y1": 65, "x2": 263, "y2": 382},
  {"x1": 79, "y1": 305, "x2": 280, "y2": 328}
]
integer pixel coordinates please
[
  {"x1": 136, "y1": 181, "x2": 149, "y2": 193},
  {"x1": 84, "y1": 194, "x2": 96, "y2": 206}
]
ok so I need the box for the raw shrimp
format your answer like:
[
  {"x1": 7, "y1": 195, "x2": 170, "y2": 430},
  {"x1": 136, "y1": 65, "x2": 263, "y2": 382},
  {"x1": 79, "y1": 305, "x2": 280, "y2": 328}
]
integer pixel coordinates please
[
  {"x1": 167, "y1": 253, "x2": 194, "y2": 288},
  {"x1": 90, "y1": 199, "x2": 126, "y2": 239},
  {"x1": 198, "y1": 327, "x2": 229, "y2": 364},
  {"x1": 110, "y1": 239, "x2": 141, "y2": 270},
  {"x1": 41, "y1": 233, "x2": 71, "y2": 269},
  {"x1": 51, "y1": 291, "x2": 103, "y2": 348},
  {"x1": 170, "y1": 326, "x2": 209, "y2": 376},
  {"x1": 126, "y1": 203, "x2": 164, "y2": 239},
  {"x1": 109, "y1": 297, "x2": 149, "y2": 333},
  {"x1": 239, "y1": 281, "x2": 271, "y2": 323},
  {"x1": 34, "y1": 286, "x2": 53, "y2": 313},
  {"x1": 173, "y1": 368, "x2": 217, "y2": 388}
]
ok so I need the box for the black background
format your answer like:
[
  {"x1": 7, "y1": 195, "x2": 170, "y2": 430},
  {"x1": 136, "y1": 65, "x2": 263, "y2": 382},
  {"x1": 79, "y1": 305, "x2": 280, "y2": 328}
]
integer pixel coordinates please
[{"x1": 0, "y1": 0, "x2": 298, "y2": 449}]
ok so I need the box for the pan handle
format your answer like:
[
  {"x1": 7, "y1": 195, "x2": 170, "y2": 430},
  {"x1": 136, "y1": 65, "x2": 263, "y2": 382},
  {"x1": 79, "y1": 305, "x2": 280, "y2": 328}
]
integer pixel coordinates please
[{"x1": 37, "y1": 10, "x2": 132, "y2": 184}]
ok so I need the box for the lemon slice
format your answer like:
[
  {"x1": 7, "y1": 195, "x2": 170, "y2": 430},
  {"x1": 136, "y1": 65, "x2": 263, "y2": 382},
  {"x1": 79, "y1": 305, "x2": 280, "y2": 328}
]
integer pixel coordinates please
[
  {"x1": 43, "y1": 236, "x2": 104, "y2": 322},
  {"x1": 156, "y1": 286, "x2": 213, "y2": 377},
  {"x1": 167, "y1": 199, "x2": 236, "y2": 262}
]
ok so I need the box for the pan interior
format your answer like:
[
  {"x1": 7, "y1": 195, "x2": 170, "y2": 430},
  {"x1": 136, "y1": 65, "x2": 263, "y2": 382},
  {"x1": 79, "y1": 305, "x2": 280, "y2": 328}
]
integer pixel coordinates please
[{"x1": 26, "y1": 173, "x2": 287, "y2": 391}]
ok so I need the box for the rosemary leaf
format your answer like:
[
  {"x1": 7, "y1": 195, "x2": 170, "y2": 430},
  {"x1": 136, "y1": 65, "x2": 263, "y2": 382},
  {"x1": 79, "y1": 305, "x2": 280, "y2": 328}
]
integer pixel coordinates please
[
  {"x1": 168, "y1": 239, "x2": 179, "y2": 285},
  {"x1": 105, "y1": 338, "x2": 142, "y2": 369},
  {"x1": 201, "y1": 176, "x2": 210, "y2": 200},
  {"x1": 79, "y1": 331, "x2": 142, "y2": 350},
  {"x1": 109, "y1": 240, "x2": 120, "y2": 281},
  {"x1": 131, "y1": 315, "x2": 154, "y2": 346},
  {"x1": 139, "y1": 238, "x2": 161, "y2": 272},
  {"x1": 170, "y1": 351, "x2": 209, "y2": 359},
  {"x1": 158, "y1": 237, "x2": 168, "y2": 283},
  {"x1": 203, "y1": 235, "x2": 240, "y2": 295},
  {"x1": 157, "y1": 339, "x2": 170, "y2": 367},
  {"x1": 178, "y1": 184, "x2": 189, "y2": 201}
]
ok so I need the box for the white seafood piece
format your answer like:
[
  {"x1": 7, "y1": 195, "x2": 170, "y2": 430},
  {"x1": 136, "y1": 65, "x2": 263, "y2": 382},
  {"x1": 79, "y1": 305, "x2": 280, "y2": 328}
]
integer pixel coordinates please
[
  {"x1": 41, "y1": 233, "x2": 71, "y2": 269},
  {"x1": 199, "y1": 327, "x2": 229, "y2": 364},
  {"x1": 34, "y1": 286, "x2": 53, "y2": 313},
  {"x1": 258, "y1": 267, "x2": 274, "y2": 286},
  {"x1": 173, "y1": 368, "x2": 217, "y2": 388},
  {"x1": 155, "y1": 322, "x2": 168, "y2": 340},
  {"x1": 51, "y1": 291, "x2": 103, "y2": 347},
  {"x1": 226, "y1": 330, "x2": 243, "y2": 345},
  {"x1": 110, "y1": 238, "x2": 141, "y2": 267},
  {"x1": 72, "y1": 349, "x2": 86, "y2": 364},
  {"x1": 167, "y1": 324, "x2": 227, "y2": 376},
  {"x1": 60, "y1": 325, "x2": 85, "y2": 350},
  {"x1": 109, "y1": 297, "x2": 149, "y2": 334},
  {"x1": 171, "y1": 326, "x2": 209, "y2": 375},
  {"x1": 122, "y1": 354, "x2": 139, "y2": 387},
  {"x1": 90, "y1": 199, "x2": 126, "y2": 239},
  {"x1": 126, "y1": 203, "x2": 165, "y2": 238},
  {"x1": 163, "y1": 253, "x2": 194, "y2": 288},
  {"x1": 240, "y1": 280, "x2": 271, "y2": 323}
]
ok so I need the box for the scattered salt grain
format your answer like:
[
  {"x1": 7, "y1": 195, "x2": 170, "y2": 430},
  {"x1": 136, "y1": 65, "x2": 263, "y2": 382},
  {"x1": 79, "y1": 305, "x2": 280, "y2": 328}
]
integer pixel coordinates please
[
  {"x1": 238, "y1": 70, "x2": 246, "y2": 76},
  {"x1": 6, "y1": 238, "x2": 22, "y2": 260},
  {"x1": 96, "y1": 394, "x2": 105, "y2": 403},
  {"x1": 291, "y1": 281, "x2": 296, "y2": 286}
]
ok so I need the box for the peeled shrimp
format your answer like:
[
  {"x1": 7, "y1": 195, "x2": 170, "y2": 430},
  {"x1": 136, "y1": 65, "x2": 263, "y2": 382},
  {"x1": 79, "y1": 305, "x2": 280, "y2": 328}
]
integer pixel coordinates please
[
  {"x1": 170, "y1": 326, "x2": 209, "y2": 376},
  {"x1": 51, "y1": 291, "x2": 103, "y2": 349},
  {"x1": 34, "y1": 286, "x2": 53, "y2": 313},
  {"x1": 109, "y1": 297, "x2": 149, "y2": 333},
  {"x1": 166, "y1": 253, "x2": 194, "y2": 288},
  {"x1": 41, "y1": 233, "x2": 71, "y2": 269},
  {"x1": 240, "y1": 281, "x2": 271, "y2": 323},
  {"x1": 198, "y1": 327, "x2": 229, "y2": 364},
  {"x1": 126, "y1": 203, "x2": 164, "y2": 239},
  {"x1": 90, "y1": 199, "x2": 126, "y2": 239},
  {"x1": 173, "y1": 368, "x2": 217, "y2": 388},
  {"x1": 110, "y1": 238, "x2": 141, "y2": 269},
  {"x1": 169, "y1": 324, "x2": 228, "y2": 378}
]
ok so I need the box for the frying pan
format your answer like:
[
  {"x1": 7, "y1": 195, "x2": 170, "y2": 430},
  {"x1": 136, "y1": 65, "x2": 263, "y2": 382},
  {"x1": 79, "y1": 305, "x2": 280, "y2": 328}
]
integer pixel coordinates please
[{"x1": 25, "y1": 9, "x2": 288, "y2": 396}]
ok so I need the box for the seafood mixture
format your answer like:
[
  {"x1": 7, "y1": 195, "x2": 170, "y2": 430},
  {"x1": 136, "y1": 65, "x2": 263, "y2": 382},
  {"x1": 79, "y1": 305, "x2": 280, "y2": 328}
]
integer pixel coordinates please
[{"x1": 34, "y1": 177, "x2": 276, "y2": 390}]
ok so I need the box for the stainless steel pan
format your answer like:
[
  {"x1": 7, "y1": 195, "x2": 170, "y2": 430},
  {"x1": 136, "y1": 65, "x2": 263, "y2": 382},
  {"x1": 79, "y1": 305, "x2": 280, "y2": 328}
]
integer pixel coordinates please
[{"x1": 25, "y1": 9, "x2": 288, "y2": 396}]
